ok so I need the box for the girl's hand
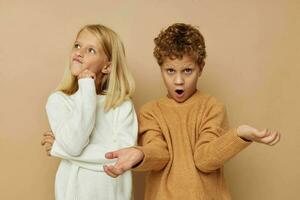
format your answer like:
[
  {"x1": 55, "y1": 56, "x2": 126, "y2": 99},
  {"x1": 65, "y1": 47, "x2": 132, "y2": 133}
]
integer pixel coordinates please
[
  {"x1": 41, "y1": 131, "x2": 55, "y2": 156},
  {"x1": 78, "y1": 69, "x2": 96, "y2": 80},
  {"x1": 237, "y1": 125, "x2": 281, "y2": 146}
]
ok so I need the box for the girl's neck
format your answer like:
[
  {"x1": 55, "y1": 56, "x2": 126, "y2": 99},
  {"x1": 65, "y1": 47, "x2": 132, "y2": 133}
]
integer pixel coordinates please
[{"x1": 95, "y1": 76, "x2": 102, "y2": 95}]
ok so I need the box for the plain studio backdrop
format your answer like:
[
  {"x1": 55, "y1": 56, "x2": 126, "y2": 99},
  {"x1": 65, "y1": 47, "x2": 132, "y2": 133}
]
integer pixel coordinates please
[{"x1": 0, "y1": 0, "x2": 299, "y2": 199}]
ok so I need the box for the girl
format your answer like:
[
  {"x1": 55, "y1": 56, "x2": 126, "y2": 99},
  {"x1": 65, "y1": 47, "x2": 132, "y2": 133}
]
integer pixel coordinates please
[{"x1": 41, "y1": 24, "x2": 137, "y2": 200}]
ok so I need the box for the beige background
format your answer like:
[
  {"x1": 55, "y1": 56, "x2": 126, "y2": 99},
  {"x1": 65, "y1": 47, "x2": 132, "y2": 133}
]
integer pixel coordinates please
[{"x1": 0, "y1": 0, "x2": 299, "y2": 199}]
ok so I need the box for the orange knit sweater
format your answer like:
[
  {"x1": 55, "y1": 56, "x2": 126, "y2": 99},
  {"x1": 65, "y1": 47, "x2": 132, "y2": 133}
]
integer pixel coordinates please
[{"x1": 134, "y1": 90, "x2": 251, "y2": 200}]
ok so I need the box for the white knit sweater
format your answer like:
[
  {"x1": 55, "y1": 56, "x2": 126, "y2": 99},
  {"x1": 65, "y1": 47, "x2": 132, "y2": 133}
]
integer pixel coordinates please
[{"x1": 46, "y1": 78, "x2": 138, "y2": 200}]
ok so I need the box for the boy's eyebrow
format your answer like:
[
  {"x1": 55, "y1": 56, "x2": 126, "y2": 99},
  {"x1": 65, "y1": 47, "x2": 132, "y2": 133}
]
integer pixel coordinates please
[
  {"x1": 165, "y1": 64, "x2": 195, "y2": 68},
  {"x1": 183, "y1": 64, "x2": 194, "y2": 68}
]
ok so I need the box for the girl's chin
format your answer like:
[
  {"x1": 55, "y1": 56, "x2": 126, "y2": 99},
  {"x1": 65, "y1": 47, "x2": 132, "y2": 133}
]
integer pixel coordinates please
[{"x1": 70, "y1": 66, "x2": 83, "y2": 76}]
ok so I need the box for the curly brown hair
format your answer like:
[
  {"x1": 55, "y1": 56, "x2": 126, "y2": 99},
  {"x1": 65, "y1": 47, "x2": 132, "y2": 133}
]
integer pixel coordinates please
[{"x1": 153, "y1": 23, "x2": 206, "y2": 66}]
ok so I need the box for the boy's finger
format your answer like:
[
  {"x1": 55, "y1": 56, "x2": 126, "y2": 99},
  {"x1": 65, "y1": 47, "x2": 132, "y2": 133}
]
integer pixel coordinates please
[
  {"x1": 108, "y1": 165, "x2": 124, "y2": 176},
  {"x1": 260, "y1": 132, "x2": 277, "y2": 144},
  {"x1": 255, "y1": 129, "x2": 268, "y2": 138},
  {"x1": 105, "y1": 152, "x2": 119, "y2": 159},
  {"x1": 269, "y1": 132, "x2": 281, "y2": 146},
  {"x1": 103, "y1": 166, "x2": 118, "y2": 178}
]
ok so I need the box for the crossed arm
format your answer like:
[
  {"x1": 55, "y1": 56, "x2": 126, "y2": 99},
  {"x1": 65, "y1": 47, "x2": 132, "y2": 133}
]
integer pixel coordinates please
[{"x1": 42, "y1": 84, "x2": 138, "y2": 171}]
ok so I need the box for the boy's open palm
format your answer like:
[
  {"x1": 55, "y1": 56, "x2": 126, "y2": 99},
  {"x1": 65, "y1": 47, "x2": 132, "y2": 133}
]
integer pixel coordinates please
[
  {"x1": 237, "y1": 125, "x2": 281, "y2": 146},
  {"x1": 103, "y1": 147, "x2": 144, "y2": 178}
]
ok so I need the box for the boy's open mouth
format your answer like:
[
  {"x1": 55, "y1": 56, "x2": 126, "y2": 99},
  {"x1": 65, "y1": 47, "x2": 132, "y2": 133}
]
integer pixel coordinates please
[{"x1": 175, "y1": 89, "x2": 184, "y2": 96}]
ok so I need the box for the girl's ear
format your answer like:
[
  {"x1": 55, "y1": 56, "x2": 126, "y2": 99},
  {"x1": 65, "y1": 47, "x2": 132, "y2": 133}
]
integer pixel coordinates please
[{"x1": 101, "y1": 62, "x2": 112, "y2": 74}]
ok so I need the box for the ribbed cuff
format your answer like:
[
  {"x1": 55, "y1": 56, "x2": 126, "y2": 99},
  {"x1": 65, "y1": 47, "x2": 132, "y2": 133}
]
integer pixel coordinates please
[
  {"x1": 216, "y1": 128, "x2": 252, "y2": 159},
  {"x1": 78, "y1": 78, "x2": 96, "y2": 94}
]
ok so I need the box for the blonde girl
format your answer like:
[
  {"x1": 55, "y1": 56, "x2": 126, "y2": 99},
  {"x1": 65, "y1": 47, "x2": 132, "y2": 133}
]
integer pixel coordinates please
[{"x1": 41, "y1": 24, "x2": 137, "y2": 200}]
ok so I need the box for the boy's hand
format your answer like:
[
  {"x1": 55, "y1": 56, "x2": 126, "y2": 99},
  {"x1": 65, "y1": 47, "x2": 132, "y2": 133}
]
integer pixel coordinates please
[
  {"x1": 237, "y1": 125, "x2": 281, "y2": 146},
  {"x1": 78, "y1": 69, "x2": 96, "y2": 80},
  {"x1": 41, "y1": 131, "x2": 55, "y2": 156},
  {"x1": 103, "y1": 147, "x2": 144, "y2": 178}
]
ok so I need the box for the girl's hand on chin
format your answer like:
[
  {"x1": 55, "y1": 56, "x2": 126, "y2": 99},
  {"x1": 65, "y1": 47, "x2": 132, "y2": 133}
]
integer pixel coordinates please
[{"x1": 78, "y1": 69, "x2": 96, "y2": 80}]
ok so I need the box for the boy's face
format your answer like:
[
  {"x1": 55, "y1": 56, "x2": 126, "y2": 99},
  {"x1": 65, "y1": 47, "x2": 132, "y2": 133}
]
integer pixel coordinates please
[{"x1": 161, "y1": 55, "x2": 203, "y2": 103}]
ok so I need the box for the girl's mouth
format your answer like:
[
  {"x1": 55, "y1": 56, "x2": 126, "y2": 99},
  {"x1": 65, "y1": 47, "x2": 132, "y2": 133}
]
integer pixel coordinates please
[{"x1": 73, "y1": 58, "x2": 83, "y2": 64}]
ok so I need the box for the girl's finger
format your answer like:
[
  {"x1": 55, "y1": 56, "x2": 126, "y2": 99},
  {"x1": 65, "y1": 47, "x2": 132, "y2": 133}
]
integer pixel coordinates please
[
  {"x1": 45, "y1": 145, "x2": 52, "y2": 152},
  {"x1": 41, "y1": 138, "x2": 54, "y2": 145},
  {"x1": 43, "y1": 131, "x2": 55, "y2": 138},
  {"x1": 41, "y1": 138, "x2": 50, "y2": 145},
  {"x1": 90, "y1": 73, "x2": 96, "y2": 80},
  {"x1": 42, "y1": 136, "x2": 55, "y2": 142},
  {"x1": 47, "y1": 135, "x2": 55, "y2": 140}
]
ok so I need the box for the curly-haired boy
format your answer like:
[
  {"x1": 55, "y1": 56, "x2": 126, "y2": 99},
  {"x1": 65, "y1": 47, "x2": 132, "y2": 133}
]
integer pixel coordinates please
[{"x1": 104, "y1": 23, "x2": 280, "y2": 200}]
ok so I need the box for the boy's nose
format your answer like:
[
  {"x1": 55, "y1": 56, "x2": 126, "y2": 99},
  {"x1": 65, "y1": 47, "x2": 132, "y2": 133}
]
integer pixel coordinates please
[{"x1": 174, "y1": 74, "x2": 184, "y2": 85}]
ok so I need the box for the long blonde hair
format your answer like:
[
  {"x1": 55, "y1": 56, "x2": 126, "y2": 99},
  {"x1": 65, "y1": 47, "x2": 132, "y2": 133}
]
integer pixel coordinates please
[{"x1": 55, "y1": 24, "x2": 135, "y2": 111}]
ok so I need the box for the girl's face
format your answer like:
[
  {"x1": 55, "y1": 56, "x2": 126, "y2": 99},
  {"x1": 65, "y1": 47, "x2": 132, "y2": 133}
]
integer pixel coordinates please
[{"x1": 70, "y1": 29, "x2": 110, "y2": 78}]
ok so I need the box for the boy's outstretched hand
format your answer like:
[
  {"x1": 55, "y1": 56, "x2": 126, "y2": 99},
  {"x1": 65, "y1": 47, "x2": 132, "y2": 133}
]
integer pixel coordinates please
[
  {"x1": 103, "y1": 147, "x2": 144, "y2": 178},
  {"x1": 237, "y1": 125, "x2": 281, "y2": 146}
]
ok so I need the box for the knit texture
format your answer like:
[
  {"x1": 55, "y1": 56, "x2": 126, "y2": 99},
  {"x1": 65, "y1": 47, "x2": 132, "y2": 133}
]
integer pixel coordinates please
[
  {"x1": 46, "y1": 78, "x2": 137, "y2": 200},
  {"x1": 134, "y1": 90, "x2": 251, "y2": 200}
]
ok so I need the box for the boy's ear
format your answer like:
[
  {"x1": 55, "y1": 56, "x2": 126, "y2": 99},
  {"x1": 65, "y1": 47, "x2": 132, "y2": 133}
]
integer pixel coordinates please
[
  {"x1": 101, "y1": 62, "x2": 112, "y2": 74},
  {"x1": 198, "y1": 61, "x2": 205, "y2": 76},
  {"x1": 200, "y1": 61, "x2": 205, "y2": 71}
]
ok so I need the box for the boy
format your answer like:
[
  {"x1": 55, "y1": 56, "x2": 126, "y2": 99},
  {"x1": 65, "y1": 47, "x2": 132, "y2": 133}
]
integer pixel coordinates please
[{"x1": 104, "y1": 23, "x2": 280, "y2": 200}]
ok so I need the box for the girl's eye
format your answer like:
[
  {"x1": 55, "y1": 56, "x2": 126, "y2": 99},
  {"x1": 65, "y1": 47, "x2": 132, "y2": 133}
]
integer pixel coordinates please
[
  {"x1": 74, "y1": 44, "x2": 80, "y2": 49},
  {"x1": 88, "y1": 48, "x2": 96, "y2": 54},
  {"x1": 167, "y1": 68, "x2": 175, "y2": 74},
  {"x1": 184, "y1": 68, "x2": 192, "y2": 74}
]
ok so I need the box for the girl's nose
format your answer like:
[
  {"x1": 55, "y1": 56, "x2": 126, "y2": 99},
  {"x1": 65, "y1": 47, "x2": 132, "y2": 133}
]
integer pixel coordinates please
[{"x1": 76, "y1": 49, "x2": 84, "y2": 57}]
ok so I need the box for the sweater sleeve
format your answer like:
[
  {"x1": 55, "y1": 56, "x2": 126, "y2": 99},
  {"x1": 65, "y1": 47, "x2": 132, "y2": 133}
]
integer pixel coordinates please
[
  {"x1": 194, "y1": 102, "x2": 251, "y2": 173},
  {"x1": 133, "y1": 104, "x2": 170, "y2": 172},
  {"x1": 114, "y1": 100, "x2": 138, "y2": 149},
  {"x1": 46, "y1": 78, "x2": 97, "y2": 157},
  {"x1": 50, "y1": 99, "x2": 138, "y2": 171},
  {"x1": 51, "y1": 142, "x2": 116, "y2": 171}
]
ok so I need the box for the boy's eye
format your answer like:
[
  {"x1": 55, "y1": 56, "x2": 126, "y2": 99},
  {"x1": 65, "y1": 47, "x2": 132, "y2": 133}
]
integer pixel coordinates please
[
  {"x1": 184, "y1": 68, "x2": 192, "y2": 74},
  {"x1": 88, "y1": 48, "x2": 96, "y2": 54},
  {"x1": 74, "y1": 44, "x2": 80, "y2": 49},
  {"x1": 166, "y1": 68, "x2": 175, "y2": 74}
]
